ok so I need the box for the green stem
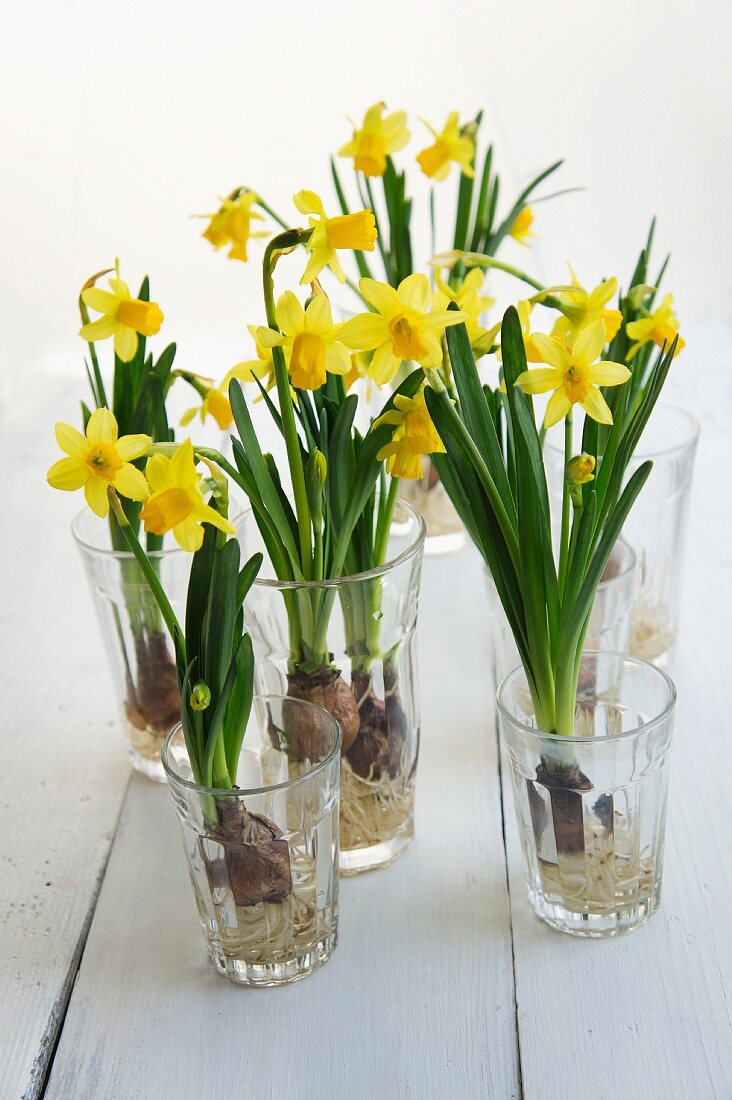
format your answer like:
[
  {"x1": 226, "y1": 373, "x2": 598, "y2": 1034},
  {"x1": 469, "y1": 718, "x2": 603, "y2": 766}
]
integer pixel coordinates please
[
  {"x1": 374, "y1": 476, "x2": 399, "y2": 567},
  {"x1": 558, "y1": 410, "x2": 573, "y2": 597},
  {"x1": 107, "y1": 490, "x2": 182, "y2": 648},
  {"x1": 262, "y1": 234, "x2": 313, "y2": 577}
]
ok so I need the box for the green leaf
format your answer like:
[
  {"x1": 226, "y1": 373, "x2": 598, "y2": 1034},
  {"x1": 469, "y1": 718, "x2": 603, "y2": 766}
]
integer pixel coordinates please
[{"x1": 223, "y1": 633, "x2": 255, "y2": 780}]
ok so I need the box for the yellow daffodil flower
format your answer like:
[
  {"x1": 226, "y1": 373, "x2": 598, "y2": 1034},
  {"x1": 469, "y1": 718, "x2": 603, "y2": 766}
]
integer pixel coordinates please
[
  {"x1": 626, "y1": 294, "x2": 685, "y2": 359},
  {"x1": 139, "y1": 439, "x2": 235, "y2": 552},
  {"x1": 515, "y1": 319, "x2": 631, "y2": 428},
  {"x1": 341, "y1": 275, "x2": 467, "y2": 385},
  {"x1": 338, "y1": 102, "x2": 410, "y2": 177},
  {"x1": 199, "y1": 190, "x2": 266, "y2": 262},
  {"x1": 47, "y1": 407, "x2": 150, "y2": 517},
  {"x1": 509, "y1": 206, "x2": 535, "y2": 246},
  {"x1": 294, "y1": 190, "x2": 377, "y2": 285},
  {"x1": 416, "y1": 112, "x2": 475, "y2": 181},
  {"x1": 256, "y1": 292, "x2": 350, "y2": 391},
  {"x1": 432, "y1": 268, "x2": 495, "y2": 356},
  {"x1": 372, "y1": 388, "x2": 446, "y2": 479},
  {"x1": 181, "y1": 382, "x2": 233, "y2": 431},
  {"x1": 79, "y1": 262, "x2": 164, "y2": 363},
  {"x1": 551, "y1": 269, "x2": 622, "y2": 345}
]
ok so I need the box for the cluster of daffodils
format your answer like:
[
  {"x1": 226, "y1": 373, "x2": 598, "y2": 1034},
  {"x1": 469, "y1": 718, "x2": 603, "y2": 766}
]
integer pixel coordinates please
[{"x1": 48, "y1": 414, "x2": 232, "y2": 552}]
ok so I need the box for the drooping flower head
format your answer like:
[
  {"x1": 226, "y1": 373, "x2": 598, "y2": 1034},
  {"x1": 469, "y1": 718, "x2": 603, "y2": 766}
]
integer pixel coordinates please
[
  {"x1": 256, "y1": 292, "x2": 350, "y2": 391},
  {"x1": 341, "y1": 275, "x2": 467, "y2": 385},
  {"x1": 181, "y1": 379, "x2": 234, "y2": 431},
  {"x1": 372, "y1": 387, "x2": 446, "y2": 479},
  {"x1": 515, "y1": 319, "x2": 631, "y2": 428},
  {"x1": 294, "y1": 190, "x2": 377, "y2": 285},
  {"x1": 509, "y1": 206, "x2": 535, "y2": 246},
  {"x1": 79, "y1": 262, "x2": 164, "y2": 363},
  {"x1": 139, "y1": 439, "x2": 235, "y2": 552},
  {"x1": 626, "y1": 293, "x2": 684, "y2": 360},
  {"x1": 416, "y1": 111, "x2": 476, "y2": 181},
  {"x1": 551, "y1": 269, "x2": 622, "y2": 345},
  {"x1": 432, "y1": 268, "x2": 495, "y2": 357},
  {"x1": 338, "y1": 102, "x2": 410, "y2": 177},
  {"x1": 47, "y1": 408, "x2": 150, "y2": 517},
  {"x1": 199, "y1": 189, "x2": 266, "y2": 262}
]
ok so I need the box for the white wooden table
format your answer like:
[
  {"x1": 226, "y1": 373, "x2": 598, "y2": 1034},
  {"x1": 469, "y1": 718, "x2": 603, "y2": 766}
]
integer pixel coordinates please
[{"x1": 3, "y1": 324, "x2": 732, "y2": 1099}]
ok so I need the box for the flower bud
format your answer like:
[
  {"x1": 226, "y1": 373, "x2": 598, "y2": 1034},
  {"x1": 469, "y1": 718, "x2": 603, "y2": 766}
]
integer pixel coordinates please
[
  {"x1": 305, "y1": 450, "x2": 327, "y2": 529},
  {"x1": 566, "y1": 453, "x2": 596, "y2": 486},
  {"x1": 190, "y1": 681, "x2": 211, "y2": 711}
]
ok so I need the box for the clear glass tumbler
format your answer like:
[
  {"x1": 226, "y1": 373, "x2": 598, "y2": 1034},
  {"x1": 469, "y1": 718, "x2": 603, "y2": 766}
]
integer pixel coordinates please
[
  {"x1": 239, "y1": 500, "x2": 424, "y2": 876},
  {"x1": 72, "y1": 509, "x2": 190, "y2": 780},
  {"x1": 498, "y1": 651, "x2": 676, "y2": 936},
  {"x1": 544, "y1": 404, "x2": 700, "y2": 666},
  {"x1": 485, "y1": 537, "x2": 637, "y2": 698},
  {"x1": 163, "y1": 695, "x2": 341, "y2": 986}
]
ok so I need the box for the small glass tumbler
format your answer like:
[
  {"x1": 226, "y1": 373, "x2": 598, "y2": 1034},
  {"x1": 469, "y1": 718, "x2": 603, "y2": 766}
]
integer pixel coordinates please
[
  {"x1": 485, "y1": 537, "x2": 637, "y2": 698},
  {"x1": 240, "y1": 500, "x2": 424, "y2": 876},
  {"x1": 498, "y1": 651, "x2": 676, "y2": 936},
  {"x1": 545, "y1": 404, "x2": 700, "y2": 666},
  {"x1": 163, "y1": 695, "x2": 341, "y2": 986},
  {"x1": 72, "y1": 509, "x2": 190, "y2": 781}
]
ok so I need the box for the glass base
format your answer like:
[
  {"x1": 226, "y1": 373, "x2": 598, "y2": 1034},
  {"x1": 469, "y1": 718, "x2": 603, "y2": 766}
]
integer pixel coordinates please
[
  {"x1": 127, "y1": 745, "x2": 166, "y2": 782},
  {"x1": 340, "y1": 823, "x2": 413, "y2": 876},
  {"x1": 207, "y1": 928, "x2": 338, "y2": 986},
  {"x1": 528, "y1": 884, "x2": 661, "y2": 937},
  {"x1": 125, "y1": 718, "x2": 166, "y2": 782}
]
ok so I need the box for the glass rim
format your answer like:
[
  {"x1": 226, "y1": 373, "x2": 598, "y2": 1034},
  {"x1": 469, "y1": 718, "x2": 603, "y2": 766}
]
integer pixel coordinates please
[
  {"x1": 240, "y1": 497, "x2": 426, "y2": 590},
  {"x1": 161, "y1": 693, "x2": 343, "y2": 796},
  {"x1": 71, "y1": 505, "x2": 246, "y2": 561},
  {"x1": 545, "y1": 402, "x2": 700, "y2": 461},
  {"x1": 496, "y1": 649, "x2": 677, "y2": 745}
]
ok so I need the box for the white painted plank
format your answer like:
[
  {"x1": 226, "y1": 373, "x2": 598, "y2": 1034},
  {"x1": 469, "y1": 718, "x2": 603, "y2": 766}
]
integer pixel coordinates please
[
  {"x1": 0, "y1": 367, "x2": 132, "y2": 1099},
  {"x1": 504, "y1": 325, "x2": 732, "y2": 1099},
  {"x1": 44, "y1": 550, "x2": 520, "y2": 1099}
]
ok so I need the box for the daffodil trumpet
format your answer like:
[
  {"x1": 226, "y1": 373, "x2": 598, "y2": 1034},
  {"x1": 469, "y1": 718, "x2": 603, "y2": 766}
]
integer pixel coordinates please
[{"x1": 424, "y1": 304, "x2": 676, "y2": 752}]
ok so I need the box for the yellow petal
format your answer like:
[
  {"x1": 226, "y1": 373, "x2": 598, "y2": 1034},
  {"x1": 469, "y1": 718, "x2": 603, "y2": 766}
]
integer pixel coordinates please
[
  {"x1": 304, "y1": 294, "x2": 333, "y2": 335},
  {"x1": 341, "y1": 313, "x2": 389, "y2": 351},
  {"x1": 543, "y1": 389, "x2": 572, "y2": 428},
  {"x1": 530, "y1": 333, "x2": 572, "y2": 371},
  {"x1": 55, "y1": 422, "x2": 88, "y2": 458},
  {"x1": 398, "y1": 273, "x2": 431, "y2": 313},
  {"x1": 359, "y1": 278, "x2": 401, "y2": 318},
  {"x1": 79, "y1": 316, "x2": 117, "y2": 342},
  {"x1": 588, "y1": 360, "x2": 631, "y2": 386},
  {"x1": 421, "y1": 308, "x2": 467, "y2": 334},
  {"x1": 370, "y1": 341, "x2": 402, "y2": 385},
  {"x1": 169, "y1": 438, "x2": 197, "y2": 488},
  {"x1": 173, "y1": 516, "x2": 205, "y2": 552},
  {"x1": 580, "y1": 386, "x2": 614, "y2": 425},
  {"x1": 84, "y1": 476, "x2": 109, "y2": 517},
  {"x1": 514, "y1": 367, "x2": 563, "y2": 395},
  {"x1": 276, "y1": 291, "x2": 306, "y2": 337},
  {"x1": 190, "y1": 499, "x2": 237, "y2": 536},
  {"x1": 86, "y1": 407, "x2": 118, "y2": 445},
  {"x1": 144, "y1": 453, "x2": 174, "y2": 494},
  {"x1": 293, "y1": 190, "x2": 324, "y2": 217},
  {"x1": 116, "y1": 433, "x2": 152, "y2": 461},
  {"x1": 114, "y1": 463, "x2": 150, "y2": 501},
  {"x1": 47, "y1": 457, "x2": 88, "y2": 491},
  {"x1": 324, "y1": 342, "x2": 350, "y2": 375},
  {"x1": 114, "y1": 325, "x2": 138, "y2": 362},
  {"x1": 572, "y1": 319, "x2": 607, "y2": 366},
  {"x1": 420, "y1": 331, "x2": 443, "y2": 367},
  {"x1": 81, "y1": 288, "x2": 120, "y2": 314}
]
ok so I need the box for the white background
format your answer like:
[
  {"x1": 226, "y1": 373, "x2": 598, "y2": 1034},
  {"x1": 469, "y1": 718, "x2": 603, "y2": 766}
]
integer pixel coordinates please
[{"x1": 2, "y1": 0, "x2": 731, "y2": 401}]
